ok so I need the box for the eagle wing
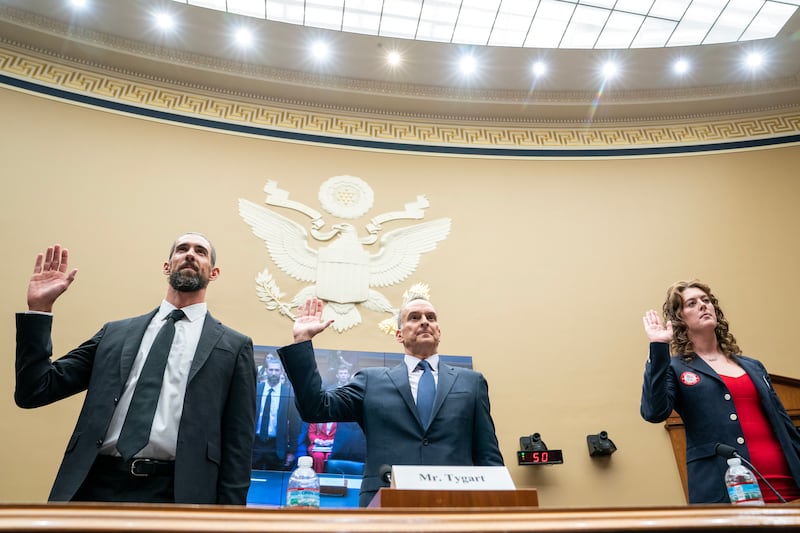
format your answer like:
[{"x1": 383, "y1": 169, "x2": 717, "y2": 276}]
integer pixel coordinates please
[
  {"x1": 369, "y1": 218, "x2": 451, "y2": 287},
  {"x1": 238, "y1": 198, "x2": 318, "y2": 282}
]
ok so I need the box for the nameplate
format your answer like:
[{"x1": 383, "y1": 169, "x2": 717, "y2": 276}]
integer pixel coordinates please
[{"x1": 390, "y1": 465, "x2": 515, "y2": 490}]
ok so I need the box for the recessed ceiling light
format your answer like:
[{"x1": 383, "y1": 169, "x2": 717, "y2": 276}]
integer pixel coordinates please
[
  {"x1": 601, "y1": 61, "x2": 618, "y2": 79},
  {"x1": 235, "y1": 28, "x2": 253, "y2": 48},
  {"x1": 70, "y1": 0, "x2": 88, "y2": 8},
  {"x1": 155, "y1": 12, "x2": 175, "y2": 31},
  {"x1": 745, "y1": 52, "x2": 763, "y2": 69},
  {"x1": 673, "y1": 59, "x2": 690, "y2": 75},
  {"x1": 312, "y1": 41, "x2": 329, "y2": 60},
  {"x1": 532, "y1": 61, "x2": 547, "y2": 77},
  {"x1": 386, "y1": 50, "x2": 402, "y2": 67},
  {"x1": 459, "y1": 55, "x2": 476, "y2": 75}
]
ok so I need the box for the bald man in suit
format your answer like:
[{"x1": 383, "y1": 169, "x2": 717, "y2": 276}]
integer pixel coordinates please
[{"x1": 278, "y1": 297, "x2": 504, "y2": 507}]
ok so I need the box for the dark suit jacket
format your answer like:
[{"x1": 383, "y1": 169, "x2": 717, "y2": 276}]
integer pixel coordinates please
[
  {"x1": 278, "y1": 341, "x2": 504, "y2": 506},
  {"x1": 15, "y1": 310, "x2": 257, "y2": 505},
  {"x1": 641, "y1": 342, "x2": 800, "y2": 503},
  {"x1": 255, "y1": 381, "x2": 301, "y2": 460}
]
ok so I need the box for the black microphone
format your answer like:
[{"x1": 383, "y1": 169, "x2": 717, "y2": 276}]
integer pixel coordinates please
[
  {"x1": 378, "y1": 464, "x2": 392, "y2": 484},
  {"x1": 715, "y1": 443, "x2": 786, "y2": 503}
]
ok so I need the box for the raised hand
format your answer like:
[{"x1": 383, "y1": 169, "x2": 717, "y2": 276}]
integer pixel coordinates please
[
  {"x1": 27, "y1": 245, "x2": 78, "y2": 312},
  {"x1": 642, "y1": 309, "x2": 673, "y2": 343},
  {"x1": 292, "y1": 297, "x2": 334, "y2": 343}
]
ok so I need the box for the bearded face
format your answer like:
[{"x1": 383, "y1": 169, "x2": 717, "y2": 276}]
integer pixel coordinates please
[
  {"x1": 165, "y1": 234, "x2": 216, "y2": 292},
  {"x1": 169, "y1": 266, "x2": 209, "y2": 292}
]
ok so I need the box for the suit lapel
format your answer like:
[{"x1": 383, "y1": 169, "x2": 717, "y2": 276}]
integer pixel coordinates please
[
  {"x1": 683, "y1": 356, "x2": 723, "y2": 383},
  {"x1": 119, "y1": 310, "x2": 158, "y2": 384},
  {"x1": 431, "y1": 362, "x2": 456, "y2": 423},
  {"x1": 188, "y1": 311, "x2": 223, "y2": 382},
  {"x1": 388, "y1": 363, "x2": 419, "y2": 422}
]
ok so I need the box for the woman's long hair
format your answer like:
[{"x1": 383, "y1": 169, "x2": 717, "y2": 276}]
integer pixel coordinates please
[{"x1": 662, "y1": 280, "x2": 741, "y2": 360}]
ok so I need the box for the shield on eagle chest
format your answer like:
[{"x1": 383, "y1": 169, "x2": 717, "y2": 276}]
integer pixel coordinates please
[{"x1": 316, "y1": 245, "x2": 370, "y2": 303}]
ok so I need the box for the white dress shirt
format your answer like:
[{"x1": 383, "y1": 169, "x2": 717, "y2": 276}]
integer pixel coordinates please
[
  {"x1": 256, "y1": 382, "x2": 282, "y2": 438},
  {"x1": 101, "y1": 300, "x2": 207, "y2": 460}
]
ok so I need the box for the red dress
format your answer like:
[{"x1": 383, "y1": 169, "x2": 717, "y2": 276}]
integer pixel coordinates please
[
  {"x1": 307, "y1": 422, "x2": 337, "y2": 473},
  {"x1": 720, "y1": 373, "x2": 800, "y2": 503}
]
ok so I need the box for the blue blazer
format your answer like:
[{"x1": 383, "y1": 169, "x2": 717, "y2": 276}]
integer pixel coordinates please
[
  {"x1": 15, "y1": 310, "x2": 257, "y2": 505},
  {"x1": 278, "y1": 341, "x2": 504, "y2": 506},
  {"x1": 641, "y1": 342, "x2": 800, "y2": 503}
]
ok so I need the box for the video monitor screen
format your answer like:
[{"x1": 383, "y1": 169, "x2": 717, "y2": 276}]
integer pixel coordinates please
[{"x1": 247, "y1": 345, "x2": 472, "y2": 508}]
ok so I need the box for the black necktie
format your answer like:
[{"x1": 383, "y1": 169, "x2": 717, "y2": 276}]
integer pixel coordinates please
[
  {"x1": 117, "y1": 309, "x2": 185, "y2": 461},
  {"x1": 416, "y1": 360, "x2": 435, "y2": 426},
  {"x1": 259, "y1": 388, "x2": 274, "y2": 436}
]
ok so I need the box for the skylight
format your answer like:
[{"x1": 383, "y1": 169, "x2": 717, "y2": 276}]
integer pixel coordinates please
[{"x1": 171, "y1": 0, "x2": 800, "y2": 49}]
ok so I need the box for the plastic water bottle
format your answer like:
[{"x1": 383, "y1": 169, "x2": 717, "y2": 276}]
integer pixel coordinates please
[
  {"x1": 286, "y1": 456, "x2": 320, "y2": 508},
  {"x1": 725, "y1": 457, "x2": 765, "y2": 505}
]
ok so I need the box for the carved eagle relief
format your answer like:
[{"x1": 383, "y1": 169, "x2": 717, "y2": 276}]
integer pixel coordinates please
[{"x1": 239, "y1": 177, "x2": 451, "y2": 332}]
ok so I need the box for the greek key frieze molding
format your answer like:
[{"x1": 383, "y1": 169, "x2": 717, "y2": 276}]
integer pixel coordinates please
[{"x1": 1, "y1": 44, "x2": 799, "y2": 151}]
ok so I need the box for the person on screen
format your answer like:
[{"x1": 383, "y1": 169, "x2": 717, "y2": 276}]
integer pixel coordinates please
[
  {"x1": 278, "y1": 296, "x2": 504, "y2": 507},
  {"x1": 252, "y1": 356, "x2": 302, "y2": 471},
  {"x1": 14, "y1": 235, "x2": 256, "y2": 505},
  {"x1": 307, "y1": 421, "x2": 337, "y2": 473},
  {"x1": 333, "y1": 364, "x2": 352, "y2": 387},
  {"x1": 640, "y1": 279, "x2": 800, "y2": 503}
]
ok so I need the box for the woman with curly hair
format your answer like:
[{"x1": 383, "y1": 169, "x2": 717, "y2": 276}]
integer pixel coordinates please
[{"x1": 641, "y1": 280, "x2": 800, "y2": 504}]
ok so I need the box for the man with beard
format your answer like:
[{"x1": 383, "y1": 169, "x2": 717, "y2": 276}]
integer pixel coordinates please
[
  {"x1": 252, "y1": 357, "x2": 301, "y2": 471},
  {"x1": 14, "y1": 234, "x2": 256, "y2": 505}
]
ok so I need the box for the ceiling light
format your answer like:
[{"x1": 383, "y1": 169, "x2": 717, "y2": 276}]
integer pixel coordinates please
[
  {"x1": 312, "y1": 41, "x2": 329, "y2": 60},
  {"x1": 459, "y1": 55, "x2": 476, "y2": 75},
  {"x1": 745, "y1": 52, "x2": 763, "y2": 69},
  {"x1": 386, "y1": 51, "x2": 402, "y2": 67},
  {"x1": 673, "y1": 58, "x2": 690, "y2": 75},
  {"x1": 601, "y1": 61, "x2": 618, "y2": 79},
  {"x1": 70, "y1": 0, "x2": 88, "y2": 8},
  {"x1": 532, "y1": 61, "x2": 547, "y2": 77},
  {"x1": 155, "y1": 12, "x2": 175, "y2": 31},
  {"x1": 235, "y1": 28, "x2": 253, "y2": 48}
]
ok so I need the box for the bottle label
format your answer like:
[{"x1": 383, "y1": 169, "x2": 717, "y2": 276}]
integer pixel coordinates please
[
  {"x1": 727, "y1": 483, "x2": 764, "y2": 505},
  {"x1": 286, "y1": 487, "x2": 320, "y2": 508}
]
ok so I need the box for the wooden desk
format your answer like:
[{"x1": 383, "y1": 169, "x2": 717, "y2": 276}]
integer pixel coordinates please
[{"x1": 1, "y1": 503, "x2": 800, "y2": 532}]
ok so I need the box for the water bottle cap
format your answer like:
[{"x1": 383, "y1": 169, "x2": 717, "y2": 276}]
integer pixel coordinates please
[
  {"x1": 298, "y1": 456, "x2": 313, "y2": 468},
  {"x1": 727, "y1": 457, "x2": 741, "y2": 466}
]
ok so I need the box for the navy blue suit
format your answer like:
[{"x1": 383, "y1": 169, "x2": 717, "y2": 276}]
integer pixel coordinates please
[
  {"x1": 641, "y1": 342, "x2": 800, "y2": 503},
  {"x1": 252, "y1": 381, "x2": 301, "y2": 470},
  {"x1": 15, "y1": 310, "x2": 256, "y2": 504},
  {"x1": 278, "y1": 340, "x2": 504, "y2": 507}
]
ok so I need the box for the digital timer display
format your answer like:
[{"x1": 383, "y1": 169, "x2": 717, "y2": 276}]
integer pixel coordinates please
[{"x1": 517, "y1": 449, "x2": 564, "y2": 465}]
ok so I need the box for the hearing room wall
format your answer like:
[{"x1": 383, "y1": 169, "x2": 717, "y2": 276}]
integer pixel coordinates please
[{"x1": 2, "y1": 85, "x2": 800, "y2": 507}]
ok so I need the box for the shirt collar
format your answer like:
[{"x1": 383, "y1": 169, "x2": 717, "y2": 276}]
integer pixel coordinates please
[
  {"x1": 405, "y1": 353, "x2": 440, "y2": 373},
  {"x1": 159, "y1": 300, "x2": 207, "y2": 323}
]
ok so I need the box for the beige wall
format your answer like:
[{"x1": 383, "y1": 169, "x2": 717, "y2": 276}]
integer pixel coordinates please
[{"x1": 2, "y1": 86, "x2": 800, "y2": 507}]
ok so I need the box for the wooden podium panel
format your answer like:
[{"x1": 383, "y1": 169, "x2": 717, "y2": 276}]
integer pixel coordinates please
[
  {"x1": 2, "y1": 503, "x2": 800, "y2": 532},
  {"x1": 368, "y1": 488, "x2": 539, "y2": 508},
  {"x1": 664, "y1": 373, "x2": 800, "y2": 501}
]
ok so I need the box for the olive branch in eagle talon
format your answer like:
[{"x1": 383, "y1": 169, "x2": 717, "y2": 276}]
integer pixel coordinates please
[{"x1": 255, "y1": 269, "x2": 295, "y2": 318}]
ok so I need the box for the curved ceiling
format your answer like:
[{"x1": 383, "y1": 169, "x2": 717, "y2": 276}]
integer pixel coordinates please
[{"x1": 1, "y1": 0, "x2": 799, "y2": 123}]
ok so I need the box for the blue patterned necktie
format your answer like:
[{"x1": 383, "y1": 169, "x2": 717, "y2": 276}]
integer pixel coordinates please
[
  {"x1": 117, "y1": 308, "x2": 185, "y2": 461},
  {"x1": 416, "y1": 359, "x2": 436, "y2": 426}
]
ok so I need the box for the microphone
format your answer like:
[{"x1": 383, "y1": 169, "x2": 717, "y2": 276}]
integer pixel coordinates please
[
  {"x1": 378, "y1": 464, "x2": 392, "y2": 484},
  {"x1": 715, "y1": 443, "x2": 786, "y2": 503}
]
